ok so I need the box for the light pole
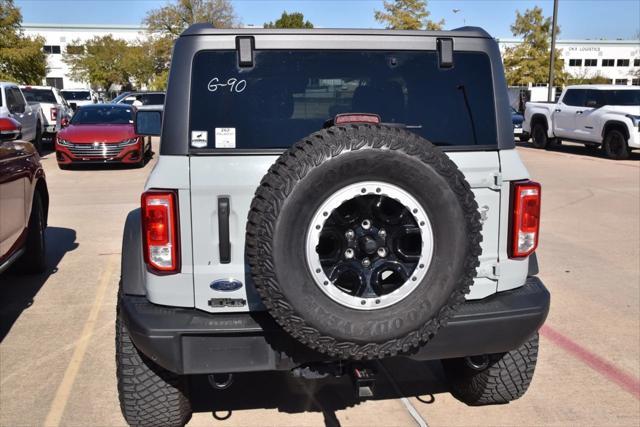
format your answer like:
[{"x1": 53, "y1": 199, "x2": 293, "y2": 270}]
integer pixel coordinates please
[{"x1": 548, "y1": 0, "x2": 559, "y2": 101}]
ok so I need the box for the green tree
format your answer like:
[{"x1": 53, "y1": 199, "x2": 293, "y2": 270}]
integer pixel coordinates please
[
  {"x1": 264, "y1": 11, "x2": 313, "y2": 29},
  {"x1": 374, "y1": 0, "x2": 444, "y2": 30},
  {"x1": 0, "y1": 0, "x2": 47, "y2": 84},
  {"x1": 64, "y1": 35, "x2": 131, "y2": 91},
  {"x1": 568, "y1": 70, "x2": 611, "y2": 85},
  {"x1": 142, "y1": 1, "x2": 238, "y2": 90},
  {"x1": 502, "y1": 7, "x2": 567, "y2": 86},
  {"x1": 144, "y1": 0, "x2": 238, "y2": 37}
]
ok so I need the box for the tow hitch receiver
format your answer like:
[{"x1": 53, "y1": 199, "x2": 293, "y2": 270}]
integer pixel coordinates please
[{"x1": 353, "y1": 366, "x2": 376, "y2": 399}]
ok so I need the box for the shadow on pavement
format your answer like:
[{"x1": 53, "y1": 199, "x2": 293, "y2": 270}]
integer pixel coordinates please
[
  {"x1": 0, "y1": 227, "x2": 78, "y2": 342},
  {"x1": 516, "y1": 141, "x2": 640, "y2": 161},
  {"x1": 189, "y1": 358, "x2": 447, "y2": 426}
]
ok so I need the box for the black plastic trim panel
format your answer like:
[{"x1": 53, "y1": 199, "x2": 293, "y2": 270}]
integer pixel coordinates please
[{"x1": 121, "y1": 277, "x2": 550, "y2": 374}]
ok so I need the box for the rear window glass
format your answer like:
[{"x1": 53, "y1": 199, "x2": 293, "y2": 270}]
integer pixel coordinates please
[
  {"x1": 22, "y1": 88, "x2": 57, "y2": 104},
  {"x1": 142, "y1": 93, "x2": 165, "y2": 105},
  {"x1": 61, "y1": 90, "x2": 91, "y2": 101},
  {"x1": 189, "y1": 50, "x2": 497, "y2": 150}
]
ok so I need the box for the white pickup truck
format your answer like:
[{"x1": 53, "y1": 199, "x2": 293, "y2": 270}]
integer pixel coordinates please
[
  {"x1": 20, "y1": 85, "x2": 73, "y2": 139},
  {"x1": 0, "y1": 82, "x2": 46, "y2": 152},
  {"x1": 523, "y1": 85, "x2": 640, "y2": 159}
]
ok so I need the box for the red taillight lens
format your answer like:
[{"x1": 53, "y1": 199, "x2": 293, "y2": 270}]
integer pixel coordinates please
[
  {"x1": 334, "y1": 113, "x2": 381, "y2": 125},
  {"x1": 141, "y1": 190, "x2": 180, "y2": 273},
  {"x1": 510, "y1": 181, "x2": 541, "y2": 258},
  {"x1": 51, "y1": 107, "x2": 57, "y2": 121}
]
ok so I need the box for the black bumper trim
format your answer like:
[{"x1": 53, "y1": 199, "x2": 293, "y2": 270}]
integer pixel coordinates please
[{"x1": 121, "y1": 276, "x2": 550, "y2": 375}]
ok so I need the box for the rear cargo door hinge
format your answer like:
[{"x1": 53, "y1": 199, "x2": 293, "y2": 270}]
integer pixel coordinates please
[{"x1": 477, "y1": 262, "x2": 500, "y2": 279}]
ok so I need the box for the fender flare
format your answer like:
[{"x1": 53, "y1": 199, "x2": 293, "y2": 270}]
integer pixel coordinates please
[
  {"x1": 121, "y1": 208, "x2": 146, "y2": 295},
  {"x1": 530, "y1": 113, "x2": 553, "y2": 138},
  {"x1": 601, "y1": 120, "x2": 630, "y2": 140}
]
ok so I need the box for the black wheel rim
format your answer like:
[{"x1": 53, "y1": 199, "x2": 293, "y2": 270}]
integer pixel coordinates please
[{"x1": 306, "y1": 182, "x2": 434, "y2": 310}]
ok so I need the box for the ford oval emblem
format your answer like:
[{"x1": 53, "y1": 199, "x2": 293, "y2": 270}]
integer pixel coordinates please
[{"x1": 210, "y1": 279, "x2": 243, "y2": 292}]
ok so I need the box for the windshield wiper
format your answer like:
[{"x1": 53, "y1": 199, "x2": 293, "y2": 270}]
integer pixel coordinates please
[{"x1": 457, "y1": 85, "x2": 479, "y2": 146}]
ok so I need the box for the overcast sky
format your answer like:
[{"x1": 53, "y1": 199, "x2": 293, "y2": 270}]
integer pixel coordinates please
[{"x1": 15, "y1": 0, "x2": 640, "y2": 40}]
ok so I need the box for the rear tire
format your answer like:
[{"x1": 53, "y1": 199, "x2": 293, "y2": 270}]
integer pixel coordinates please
[
  {"x1": 116, "y1": 302, "x2": 192, "y2": 427},
  {"x1": 603, "y1": 129, "x2": 630, "y2": 160},
  {"x1": 16, "y1": 192, "x2": 46, "y2": 274},
  {"x1": 442, "y1": 332, "x2": 539, "y2": 406},
  {"x1": 531, "y1": 123, "x2": 549, "y2": 149},
  {"x1": 33, "y1": 121, "x2": 43, "y2": 153},
  {"x1": 518, "y1": 133, "x2": 529, "y2": 142}
]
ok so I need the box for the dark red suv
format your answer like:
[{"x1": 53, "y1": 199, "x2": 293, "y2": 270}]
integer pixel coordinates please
[
  {"x1": 0, "y1": 117, "x2": 49, "y2": 275},
  {"x1": 55, "y1": 104, "x2": 150, "y2": 168}
]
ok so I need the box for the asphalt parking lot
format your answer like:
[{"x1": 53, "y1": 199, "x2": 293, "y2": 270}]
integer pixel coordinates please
[{"x1": 0, "y1": 141, "x2": 638, "y2": 427}]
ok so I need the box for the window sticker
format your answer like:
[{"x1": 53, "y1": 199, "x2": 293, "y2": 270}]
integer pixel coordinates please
[
  {"x1": 215, "y1": 128, "x2": 236, "y2": 148},
  {"x1": 191, "y1": 130, "x2": 208, "y2": 148}
]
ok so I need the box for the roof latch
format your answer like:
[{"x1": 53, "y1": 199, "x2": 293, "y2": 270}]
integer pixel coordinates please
[
  {"x1": 236, "y1": 36, "x2": 254, "y2": 67},
  {"x1": 437, "y1": 38, "x2": 454, "y2": 68}
]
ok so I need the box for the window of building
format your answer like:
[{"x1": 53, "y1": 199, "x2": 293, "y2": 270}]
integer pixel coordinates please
[
  {"x1": 66, "y1": 45, "x2": 84, "y2": 55},
  {"x1": 46, "y1": 77, "x2": 64, "y2": 89},
  {"x1": 43, "y1": 45, "x2": 61, "y2": 54},
  {"x1": 632, "y1": 79, "x2": 640, "y2": 86},
  {"x1": 614, "y1": 79, "x2": 628, "y2": 85},
  {"x1": 584, "y1": 59, "x2": 597, "y2": 67},
  {"x1": 633, "y1": 58, "x2": 640, "y2": 67},
  {"x1": 616, "y1": 59, "x2": 630, "y2": 67},
  {"x1": 569, "y1": 59, "x2": 582, "y2": 66},
  {"x1": 602, "y1": 59, "x2": 615, "y2": 67}
]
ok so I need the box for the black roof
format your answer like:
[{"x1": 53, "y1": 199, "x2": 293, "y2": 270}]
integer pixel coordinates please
[{"x1": 181, "y1": 24, "x2": 491, "y2": 39}]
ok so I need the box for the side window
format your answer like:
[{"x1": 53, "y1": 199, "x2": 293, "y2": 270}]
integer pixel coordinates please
[
  {"x1": 562, "y1": 89, "x2": 585, "y2": 107},
  {"x1": 584, "y1": 90, "x2": 607, "y2": 108},
  {"x1": 6, "y1": 88, "x2": 25, "y2": 113}
]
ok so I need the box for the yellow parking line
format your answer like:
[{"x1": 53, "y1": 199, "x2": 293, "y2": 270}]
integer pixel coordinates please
[{"x1": 43, "y1": 256, "x2": 117, "y2": 427}]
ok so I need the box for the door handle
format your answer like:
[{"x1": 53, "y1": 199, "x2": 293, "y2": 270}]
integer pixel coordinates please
[
  {"x1": 554, "y1": 109, "x2": 562, "y2": 112},
  {"x1": 576, "y1": 111, "x2": 583, "y2": 114},
  {"x1": 218, "y1": 197, "x2": 231, "y2": 264}
]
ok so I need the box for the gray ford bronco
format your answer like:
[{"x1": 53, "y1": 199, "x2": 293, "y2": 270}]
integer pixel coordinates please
[{"x1": 118, "y1": 25, "x2": 550, "y2": 426}]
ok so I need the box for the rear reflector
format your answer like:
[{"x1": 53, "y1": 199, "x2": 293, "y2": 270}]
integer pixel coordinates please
[
  {"x1": 141, "y1": 190, "x2": 180, "y2": 273},
  {"x1": 510, "y1": 181, "x2": 541, "y2": 258}
]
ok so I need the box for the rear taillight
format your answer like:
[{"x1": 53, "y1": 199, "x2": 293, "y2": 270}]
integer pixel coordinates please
[
  {"x1": 0, "y1": 117, "x2": 21, "y2": 138},
  {"x1": 141, "y1": 190, "x2": 180, "y2": 273},
  {"x1": 509, "y1": 181, "x2": 541, "y2": 258},
  {"x1": 51, "y1": 107, "x2": 57, "y2": 121}
]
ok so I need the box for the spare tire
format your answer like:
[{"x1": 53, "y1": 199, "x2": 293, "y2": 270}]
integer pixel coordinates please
[{"x1": 246, "y1": 124, "x2": 482, "y2": 360}]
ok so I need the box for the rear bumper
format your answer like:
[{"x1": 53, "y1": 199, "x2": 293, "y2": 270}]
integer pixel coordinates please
[{"x1": 121, "y1": 277, "x2": 550, "y2": 375}]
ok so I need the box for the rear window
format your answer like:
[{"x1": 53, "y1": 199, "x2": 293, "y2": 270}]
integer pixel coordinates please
[
  {"x1": 21, "y1": 88, "x2": 57, "y2": 104},
  {"x1": 61, "y1": 90, "x2": 91, "y2": 101},
  {"x1": 189, "y1": 50, "x2": 497, "y2": 150},
  {"x1": 142, "y1": 93, "x2": 165, "y2": 105}
]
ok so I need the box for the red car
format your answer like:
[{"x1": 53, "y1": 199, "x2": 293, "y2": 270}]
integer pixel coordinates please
[{"x1": 55, "y1": 104, "x2": 150, "y2": 168}]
